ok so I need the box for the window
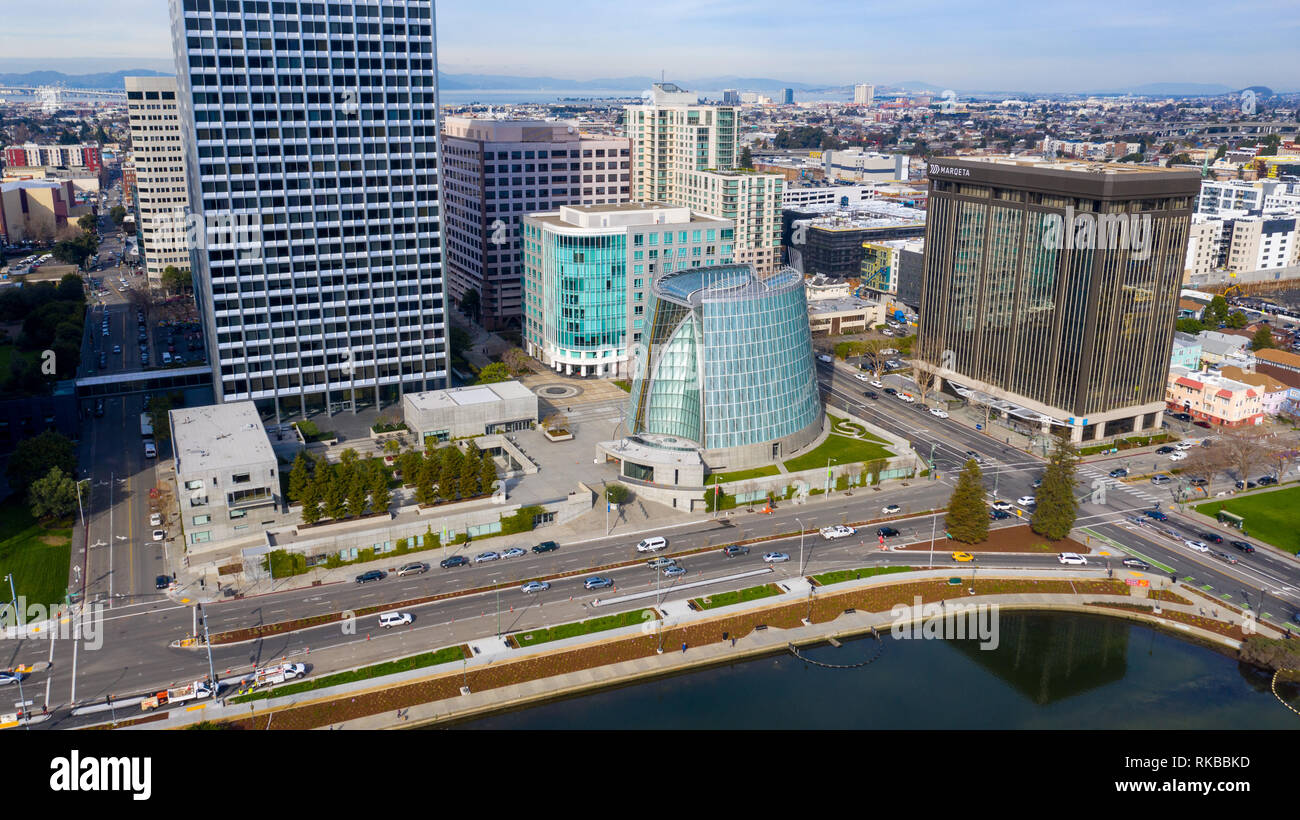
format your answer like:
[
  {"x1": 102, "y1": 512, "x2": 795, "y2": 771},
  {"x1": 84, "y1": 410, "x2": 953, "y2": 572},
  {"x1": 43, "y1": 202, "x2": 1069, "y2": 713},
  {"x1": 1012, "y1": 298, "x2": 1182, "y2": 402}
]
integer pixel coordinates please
[
  {"x1": 229, "y1": 509, "x2": 247, "y2": 519},
  {"x1": 231, "y1": 472, "x2": 251, "y2": 484},
  {"x1": 192, "y1": 514, "x2": 211, "y2": 525}
]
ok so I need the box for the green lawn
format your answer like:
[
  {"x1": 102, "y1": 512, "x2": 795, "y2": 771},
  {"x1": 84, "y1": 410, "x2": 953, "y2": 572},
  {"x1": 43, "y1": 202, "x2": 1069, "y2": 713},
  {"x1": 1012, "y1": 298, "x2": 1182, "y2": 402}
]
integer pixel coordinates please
[
  {"x1": 0, "y1": 497, "x2": 73, "y2": 609},
  {"x1": 229, "y1": 644, "x2": 467, "y2": 703},
  {"x1": 708, "y1": 464, "x2": 780, "y2": 484},
  {"x1": 512, "y1": 608, "x2": 656, "y2": 646},
  {"x1": 692, "y1": 583, "x2": 782, "y2": 610},
  {"x1": 811, "y1": 565, "x2": 915, "y2": 586},
  {"x1": 1194, "y1": 487, "x2": 1300, "y2": 555},
  {"x1": 783, "y1": 420, "x2": 893, "y2": 474}
]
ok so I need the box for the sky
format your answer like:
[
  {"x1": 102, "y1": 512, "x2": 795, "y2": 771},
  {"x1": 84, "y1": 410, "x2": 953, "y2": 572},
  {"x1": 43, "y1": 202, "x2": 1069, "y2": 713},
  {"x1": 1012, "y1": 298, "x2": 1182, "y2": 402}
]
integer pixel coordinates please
[{"x1": 0, "y1": 0, "x2": 1297, "y2": 92}]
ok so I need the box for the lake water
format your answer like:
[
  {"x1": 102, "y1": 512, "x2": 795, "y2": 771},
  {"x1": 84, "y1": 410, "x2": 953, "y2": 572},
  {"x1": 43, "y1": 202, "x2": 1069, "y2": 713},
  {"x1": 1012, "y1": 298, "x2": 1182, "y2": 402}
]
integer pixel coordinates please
[{"x1": 451, "y1": 613, "x2": 1297, "y2": 730}]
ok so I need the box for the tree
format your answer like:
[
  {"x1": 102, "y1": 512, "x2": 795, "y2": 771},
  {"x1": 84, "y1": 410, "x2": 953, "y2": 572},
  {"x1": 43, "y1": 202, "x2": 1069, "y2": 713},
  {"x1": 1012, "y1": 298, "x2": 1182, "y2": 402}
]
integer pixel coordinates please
[
  {"x1": 1214, "y1": 427, "x2": 1271, "y2": 484},
  {"x1": 110, "y1": 205, "x2": 126, "y2": 226},
  {"x1": 738, "y1": 146, "x2": 754, "y2": 169},
  {"x1": 605, "y1": 482, "x2": 631, "y2": 505},
  {"x1": 414, "y1": 455, "x2": 437, "y2": 506},
  {"x1": 52, "y1": 232, "x2": 97, "y2": 269},
  {"x1": 298, "y1": 478, "x2": 322, "y2": 525},
  {"x1": 78, "y1": 213, "x2": 97, "y2": 235},
  {"x1": 475, "y1": 362, "x2": 512, "y2": 384},
  {"x1": 459, "y1": 288, "x2": 481, "y2": 322},
  {"x1": 479, "y1": 454, "x2": 497, "y2": 498},
  {"x1": 1251, "y1": 327, "x2": 1275, "y2": 351},
  {"x1": 441, "y1": 446, "x2": 465, "y2": 499},
  {"x1": 6, "y1": 431, "x2": 76, "y2": 494},
  {"x1": 28, "y1": 466, "x2": 78, "y2": 520},
  {"x1": 501, "y1": 347, "x2": 532, "y2": 375},
  {"x1": 345, "y1": 465, "x2": 369, "y2": 518},
  {"x1": 57, "y1": 273, "x2": 83, "y2": 302},
  {"x1": 912, "y1": 367, "x2": 937, "y2": 406},
  {"x1": 318, "y1": 462, "x2": 346, "y2": 521},
  {"x1": 460, "y1": 442, "x2": 482, "y2": 495},
  {"x1": 397, "y1": 450, "x2": 423, "y2": 486},
  {"x1": 1226, "y1": 311, "x2": 1248, "y2": 329},
  {"x1": 287, "y1": 452, "x2": 312, "y2": 504},
  {"x1": 859, "y1": 338, "x2": 892, "y2": 376},
  {"x1": 1213, "y1": 144, "x2": 1227, "y2": 161},
  {"x1": 1208, "y1": 295, "x2": 1229, "y2": 323},
  {"x1": 945, "y1": 459, "x2": 989, "y2": 544},
  {"x1": 369, "y1": 466, "x2": 391, "y2": 515},
  {"x1": 161, "y1": 265, "x2": 190, "y2": 294},
  {"x1": 1031, "y1": 431, "x2": 1079, "y2": 540}
]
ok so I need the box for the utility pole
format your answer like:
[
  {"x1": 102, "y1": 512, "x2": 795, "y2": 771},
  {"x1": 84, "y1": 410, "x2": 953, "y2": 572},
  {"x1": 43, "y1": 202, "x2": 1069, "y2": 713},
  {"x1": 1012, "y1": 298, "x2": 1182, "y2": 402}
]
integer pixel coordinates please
[{"x1": 198, "y1": 603, "x2": 216, "y2": 690}]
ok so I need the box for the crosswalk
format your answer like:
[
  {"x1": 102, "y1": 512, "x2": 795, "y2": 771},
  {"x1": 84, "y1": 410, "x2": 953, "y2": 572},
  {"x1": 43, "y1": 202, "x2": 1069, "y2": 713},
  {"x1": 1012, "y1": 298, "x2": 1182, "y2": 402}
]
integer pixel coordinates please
[{"x1": 1078, "y1": 464, "x2": 1163, "y2": 505}]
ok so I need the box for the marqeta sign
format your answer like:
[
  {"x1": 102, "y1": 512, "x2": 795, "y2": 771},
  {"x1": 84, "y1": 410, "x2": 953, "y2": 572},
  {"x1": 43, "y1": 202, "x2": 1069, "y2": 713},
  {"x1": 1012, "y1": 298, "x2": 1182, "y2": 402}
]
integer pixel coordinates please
[{"x1": 927, "y1": 164, "x2": 971, "y2": 177}]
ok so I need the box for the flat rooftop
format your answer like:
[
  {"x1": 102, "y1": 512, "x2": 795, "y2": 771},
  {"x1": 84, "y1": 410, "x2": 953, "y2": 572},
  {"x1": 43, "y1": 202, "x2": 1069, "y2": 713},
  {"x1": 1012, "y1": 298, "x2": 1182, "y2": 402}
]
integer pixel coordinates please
[
  {"x1": 170, "y1": 401, "x2": 275, "y2": 475},
  {"x1": 405, "y1": 380, "x2": 536, "y2": 412}
]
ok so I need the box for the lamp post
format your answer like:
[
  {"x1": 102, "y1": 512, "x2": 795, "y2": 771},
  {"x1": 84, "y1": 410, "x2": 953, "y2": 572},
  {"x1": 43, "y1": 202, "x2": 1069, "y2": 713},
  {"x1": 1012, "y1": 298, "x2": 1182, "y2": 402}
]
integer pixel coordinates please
[
  {"x1": 494, "y1": 580, "x2": 501, "y2": 638},
  {"x1": 795, "y1": 517, "x2": 806, "y2": 576},
  {"x1": 75, "y1": 478, "x2": 90, "y2": 530},
  {"x1": 825, "y1": 458, "x2": 836, "y2": 495},
  {"x1": 929, "y1": 513, "x2": 938, "y2": 568}
]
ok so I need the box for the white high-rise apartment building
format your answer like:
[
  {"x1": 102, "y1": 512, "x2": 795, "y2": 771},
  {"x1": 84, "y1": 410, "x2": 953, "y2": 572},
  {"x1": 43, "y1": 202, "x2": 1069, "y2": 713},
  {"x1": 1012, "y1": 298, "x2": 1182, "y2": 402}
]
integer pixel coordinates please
[
  {"x1": 125, "y1": 76, "x2": 191, "y2": 288},
  {"x1": 169, "y1": 0, "x2": 447, "y2": 420},
  {"x1": 625, "y1": 83, "x2": 783, "y2": 274},
  {"x1": 853, "y1": 83, "x2": 874, "y2": 106}
]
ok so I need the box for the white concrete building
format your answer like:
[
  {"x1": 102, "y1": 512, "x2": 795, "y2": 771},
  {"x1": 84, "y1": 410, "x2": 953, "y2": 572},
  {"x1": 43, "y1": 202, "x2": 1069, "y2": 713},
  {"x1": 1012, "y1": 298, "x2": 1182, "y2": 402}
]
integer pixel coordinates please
[
  {"x1": 822, "y1": 149, "x2": 909, "y2": 183},
  {"x1": 853, "y1": 84, "x2": 875, "y2": 106},
  {"x1": 402, "y1": 381, "x2": 538, "y2": 442},
  {"x1": 125, "y1": 76, "x2": 190, "y2": 288}
]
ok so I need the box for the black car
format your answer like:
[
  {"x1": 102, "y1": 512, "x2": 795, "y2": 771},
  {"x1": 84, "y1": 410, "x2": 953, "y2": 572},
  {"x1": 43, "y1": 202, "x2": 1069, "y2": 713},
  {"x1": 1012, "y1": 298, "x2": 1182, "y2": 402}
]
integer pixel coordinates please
[
  {"x1": 155, "y1": 574, "x2": 171, "y2": 590},
  {"x1": 1121, "y1": 558, "x2": 1150, "y2": 570},
  {"x1": 722, "y1": 544, "x2": 750, "y2": 557},
  {"x1": 1257, "y1": 475, "x2": 1278, "y2": 485},
  {"x1": 1229, "y1": 540, "x2": 1255, "y2": 554},
  {"x1": 863, "y1": 391, "x2": 879, "y2": 400},
  {"x1": 884, "y1": 387, "x2": 897, "y2": 395},
  {"x1": 531, "y1": 541, "x2": 559, "y2": 554},
  {"x1": 1172, "y1": 412, "x2": 1192, "y2": 422},
  {"x1": 1193, "y1": 420, "x2": 1212, "y2": 429},
  {"x1": 1197, "y1": 532, "x2": 1224, "y2": 544},
  {"x1": 1187, "y1": 478, "x2": 1208, "y2": 487},
  {"x1": 1155, "y1": 446, "x2": 1177, "y2": 454},
  {"x1": 876, "y1": 526, "x2": 900, "y2": 538},
  {"x1": 1234, "y1": 480, "x2": 1257, "y2": 490},
  {"x1": 990, "y1": 509, "x2": 1011, "y2": 520},
  {"x1": 439, "y1": 556, "x2": 469, "y2": 569},
  {"x1": 355, "y1": 570, "x2": 386, "y2": 583}
]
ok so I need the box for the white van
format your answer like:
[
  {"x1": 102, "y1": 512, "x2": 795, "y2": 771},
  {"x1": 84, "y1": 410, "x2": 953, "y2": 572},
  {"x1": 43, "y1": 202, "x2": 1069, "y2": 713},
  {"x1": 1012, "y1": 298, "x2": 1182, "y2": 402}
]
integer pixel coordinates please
[
  {"x1": 635, "y1": 536, "x2": 668, "y2": 553},
  {"x1": 143, "y1": 441, "x2": 157, "y2": 458},
  {"x1": 378, "y1": 612, "x2": 413, "y2": 628},
  {"x1": 162, "y1": 351, "x2": 172, "y2": 364}
]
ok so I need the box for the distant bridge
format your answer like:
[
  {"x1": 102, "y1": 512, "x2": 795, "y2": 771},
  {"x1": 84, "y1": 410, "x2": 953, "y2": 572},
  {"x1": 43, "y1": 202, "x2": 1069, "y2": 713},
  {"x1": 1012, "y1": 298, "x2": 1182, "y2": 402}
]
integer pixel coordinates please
[{"x1": 0, "y1": 85, "x2": 127, "y2": 100}]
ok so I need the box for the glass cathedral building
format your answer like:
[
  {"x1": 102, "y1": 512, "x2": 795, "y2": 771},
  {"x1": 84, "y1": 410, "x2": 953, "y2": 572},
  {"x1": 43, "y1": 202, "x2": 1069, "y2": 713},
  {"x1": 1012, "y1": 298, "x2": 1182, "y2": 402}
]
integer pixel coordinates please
[
  {"x1": 627, "y1": 264, "x2": 822, "y2": 469},
  {"x1": 915, "y1": 158, "x2": 1200, "y2": 443}
]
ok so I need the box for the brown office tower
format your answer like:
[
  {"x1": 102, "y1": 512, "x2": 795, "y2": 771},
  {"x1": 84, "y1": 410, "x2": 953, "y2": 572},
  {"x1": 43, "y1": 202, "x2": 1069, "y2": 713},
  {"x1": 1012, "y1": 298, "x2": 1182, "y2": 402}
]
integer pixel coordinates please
[{"x1": 915, "y1": 158, "x2": 1200, "y2": 443}]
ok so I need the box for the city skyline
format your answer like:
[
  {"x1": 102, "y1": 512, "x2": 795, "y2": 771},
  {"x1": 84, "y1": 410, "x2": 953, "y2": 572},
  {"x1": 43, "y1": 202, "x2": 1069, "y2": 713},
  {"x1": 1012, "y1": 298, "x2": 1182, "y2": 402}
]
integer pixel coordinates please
[{"x1": 1, "y1": 0, "x2": 1298, "y2": 93}]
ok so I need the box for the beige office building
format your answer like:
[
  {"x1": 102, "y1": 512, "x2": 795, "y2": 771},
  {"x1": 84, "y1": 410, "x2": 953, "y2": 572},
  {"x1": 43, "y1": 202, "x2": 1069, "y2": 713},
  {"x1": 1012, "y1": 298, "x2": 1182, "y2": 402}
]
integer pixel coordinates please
[
  {"x1": 625, "y1": 83, "x2": 783, "y2": 275},
  {"x1": 126, "y1": 76, "x2": 190, "y2": 288}
]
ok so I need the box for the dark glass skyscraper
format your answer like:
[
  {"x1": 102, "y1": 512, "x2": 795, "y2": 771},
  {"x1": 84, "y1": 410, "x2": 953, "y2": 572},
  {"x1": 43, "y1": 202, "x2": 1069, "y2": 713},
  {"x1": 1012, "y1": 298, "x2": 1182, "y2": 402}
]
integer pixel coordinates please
[
  {"x1": 915, "y1": 158, "x2": 1200, "y2": 442},
  {"x1": 169, "y1": 0, "x2": 446, "y2": 421}
]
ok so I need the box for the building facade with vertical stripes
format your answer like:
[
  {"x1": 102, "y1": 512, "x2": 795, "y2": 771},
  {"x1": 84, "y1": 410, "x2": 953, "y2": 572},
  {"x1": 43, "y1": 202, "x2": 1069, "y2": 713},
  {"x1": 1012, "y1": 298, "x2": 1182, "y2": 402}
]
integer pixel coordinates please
[{"x1": 915, "y1": 157, "x2": 1200, "y2": 442}]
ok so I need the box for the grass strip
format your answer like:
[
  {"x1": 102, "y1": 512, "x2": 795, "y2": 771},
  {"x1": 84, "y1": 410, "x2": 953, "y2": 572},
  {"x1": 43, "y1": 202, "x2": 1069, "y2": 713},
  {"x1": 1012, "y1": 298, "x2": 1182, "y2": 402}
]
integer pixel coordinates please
[
  {"x1": 811, "y1": 565, "x2": 914, "y2": 587},
  {"x1": 228, "y1": 644, "x2": 468, "y2": 703},
  {"x1": 692, "y1": 583, "x2": 782, "y2": 610},
  {"x1": 510, "y1": 609, "x2": 657, "y2": 647}
]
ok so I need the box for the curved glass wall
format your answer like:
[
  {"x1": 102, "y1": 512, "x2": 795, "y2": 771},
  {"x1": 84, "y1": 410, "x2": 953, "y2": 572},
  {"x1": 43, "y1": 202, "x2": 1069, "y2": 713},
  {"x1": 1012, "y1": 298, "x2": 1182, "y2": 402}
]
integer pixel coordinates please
[{"x1": 546, "y1": 232, "x2": 627, "y2": 359}]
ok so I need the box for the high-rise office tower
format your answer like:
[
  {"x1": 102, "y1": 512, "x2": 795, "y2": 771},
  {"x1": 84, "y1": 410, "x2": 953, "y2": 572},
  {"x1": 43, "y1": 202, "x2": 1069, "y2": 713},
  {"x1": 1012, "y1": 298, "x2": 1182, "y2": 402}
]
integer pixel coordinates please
[
  {"x1": 625, "y1": 83, "x2": 783, "y2": 275},
  {"x1": 915, "y1": 157, "x2": 1201, "y2": 442},
  {"x1": 782, "y1": 88, "x2": 794, "y2": 105},
  {"x1": 853, "y1": 83, "x2": 874, "y2": 106},
  {"x1": 169, "y1": 0, "x2": 446, "y2": 420},
  {"x1": 125, "y1": 76, "x2": 190, "y2": 289},
  {"x1": 441, "y1": 117, "x2": 630, "y2": 331}
]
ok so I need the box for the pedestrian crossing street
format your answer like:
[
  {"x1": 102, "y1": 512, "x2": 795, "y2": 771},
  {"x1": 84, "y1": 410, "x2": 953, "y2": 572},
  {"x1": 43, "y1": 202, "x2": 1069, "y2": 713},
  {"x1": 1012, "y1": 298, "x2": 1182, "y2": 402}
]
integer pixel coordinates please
[{"x1": 1078, "y1": 464, "x2": 1163, "y2": 505}]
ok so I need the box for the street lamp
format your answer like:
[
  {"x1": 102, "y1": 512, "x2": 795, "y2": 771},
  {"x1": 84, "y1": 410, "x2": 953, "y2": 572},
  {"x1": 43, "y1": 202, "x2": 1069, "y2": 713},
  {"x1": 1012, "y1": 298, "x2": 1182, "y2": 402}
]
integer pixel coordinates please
[
  {"x1": 75, "y1": 478, "x2": 91, "y2": 530},
  {"x1": 825, "y1": 458, "x2": 836, "y2": 495},
  {"x1": 795, "y1": 517, "x2": 806, "y2": 576}
]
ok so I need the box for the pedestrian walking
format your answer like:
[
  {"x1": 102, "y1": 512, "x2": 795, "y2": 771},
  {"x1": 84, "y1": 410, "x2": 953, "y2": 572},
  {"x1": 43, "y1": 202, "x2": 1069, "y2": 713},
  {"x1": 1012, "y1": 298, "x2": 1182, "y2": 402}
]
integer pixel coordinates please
[{"x1": 681, "y1": 642, "x2": 687, "y2": 653}]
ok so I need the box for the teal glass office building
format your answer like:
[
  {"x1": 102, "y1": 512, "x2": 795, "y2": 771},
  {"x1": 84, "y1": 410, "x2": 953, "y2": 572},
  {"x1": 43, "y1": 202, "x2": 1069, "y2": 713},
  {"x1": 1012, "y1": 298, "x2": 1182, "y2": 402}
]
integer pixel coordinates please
[{"x1": 628, "y1": 264, "x2": 822, "y2": 468}]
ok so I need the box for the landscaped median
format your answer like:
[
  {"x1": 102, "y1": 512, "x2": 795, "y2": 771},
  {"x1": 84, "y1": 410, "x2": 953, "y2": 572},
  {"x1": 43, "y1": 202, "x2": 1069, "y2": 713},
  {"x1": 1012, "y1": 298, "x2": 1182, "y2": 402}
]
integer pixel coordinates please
[
  {"x1": 811, "y1": 565, "x2": 913, "y2": 587},
  {"x1": 228, "y1": 645, "x2": 469, "y2": 704},
  {"x1": 508, "y1": 609, "x2": 657, "y2": 648},
  {"x1": 690, "y1": 583, "x2": 782, "y2": 611}
]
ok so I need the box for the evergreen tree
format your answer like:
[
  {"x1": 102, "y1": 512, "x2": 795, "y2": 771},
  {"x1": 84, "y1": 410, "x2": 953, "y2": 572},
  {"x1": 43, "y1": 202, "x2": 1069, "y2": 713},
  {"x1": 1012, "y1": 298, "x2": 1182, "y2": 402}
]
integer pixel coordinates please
[
  {"x1": 346, "y1": 466, "x2": 369, "y2": 517},
  {"x1": 415, "y1": 454, "x2": 437, "y2": 506},
  {"x1": 1031, "y1": 432, "x2": 1079, "y2": 540},
  {"x1": 370, "y1": 466, "x2": 391, "y2": 515},
  {"x1": 299, "y1": 478, "x2": 322, "y2": 525},
  {"x1": 479, "y1": 455, "x2": 497, "y2": 498},
  {"x1": 442, "y1": 446, "x2": 465, "y2": 499},
  {"x1": 461, "y1": 442, "x2": 482, "y2": 495},
  {"x1": 318, "y1": 462, "x2": 346, "y2": 520},
  {"x1": 397, "y1": 450, "x2": 422, "y2": 486},
  {"x1": 287, "y1": 452, "x2": 312, "y2": 504},
  {"x1": 945, "y1": 459, "x2": 989, "y2": 544}
]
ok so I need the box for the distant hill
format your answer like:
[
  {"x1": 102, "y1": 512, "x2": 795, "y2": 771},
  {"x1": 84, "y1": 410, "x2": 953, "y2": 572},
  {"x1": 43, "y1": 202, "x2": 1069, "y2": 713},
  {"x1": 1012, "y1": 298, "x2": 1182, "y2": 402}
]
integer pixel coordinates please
[
  {"x1": 0, "y1": 69, "x2": 171, "y2": 89},
  {"x1": 1088, "y1": 82, "x2": 1237, "y2": 97}
]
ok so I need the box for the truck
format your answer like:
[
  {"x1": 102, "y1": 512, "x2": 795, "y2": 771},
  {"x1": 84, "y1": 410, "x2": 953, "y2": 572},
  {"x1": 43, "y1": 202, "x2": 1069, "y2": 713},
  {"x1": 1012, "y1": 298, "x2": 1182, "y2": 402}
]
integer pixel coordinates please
[
  {"x1": 249, "y1": 663, "x2": 307, "y2": 689},
  {"x1": 140, "y1": 412, "x2": 153, "y2": 438},
  {"x1": 140, "y1": 679, "x2": 213, "y2": 711}
]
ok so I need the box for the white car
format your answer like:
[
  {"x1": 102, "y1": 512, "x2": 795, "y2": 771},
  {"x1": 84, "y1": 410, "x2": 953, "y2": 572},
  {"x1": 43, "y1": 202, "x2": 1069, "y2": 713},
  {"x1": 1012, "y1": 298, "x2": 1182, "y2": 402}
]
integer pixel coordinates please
[
  {"x1": 1168, "y1": 451, "x2": 1187, "y2": 462},
  {"x1": 1184, "y1": 539, "x2": 1210, "y2": 553},
  {"x1": 500, "y1": 547, "x2": 526, "y2": 559},
  {"x1": 929, "y1": 408, "x2": 949, "y2": 418},
  {"x1": 869, "y1": 380, "x2": 884, "y2": 388},
  {"x1": 473, "y1": 551, "x2": 500, "y2": 563},
  {"x1": 899, "y1": 394, "x2": 915, "y2": 403},
  {"x1": 378, "y1": 612, "x2": 413, "y2": 628},
  {"x1": 1016, "y1": 496, "x2": 1036, "y2": 506},
  {"x1": 1175, "y1": 441, "x2": 1197, "y2": 451},
  {"x1": 819, "y1": 525, "x2": 856, "y2": 540},
  {"x1": 816, "y1": 354, "x2": 833, "y2": 363},
  {"x1": 990, "y1": 500, "x2": 1012, "y2": 511},
  {"x1": 881, "y1": 504, "x2": 901, "y2": 515},
  {"x1": 1057, "y1": 552, "x2": 1088, "y2": 565},
  {"x1": 149, "y1": 513, "x2": 162, "y2": 526},
  {"x1": 635, "y1": 536, "x2": 668, "y2": 553},
  {"x1": 880, "y1": 348, "x2": 898, "y2": 355},
  {"x1": 151, "y1": 529, "x2": 165, "y2": 541},
  {"x1": 854, "y1": 372, "x2": 872, "y2": 382}
]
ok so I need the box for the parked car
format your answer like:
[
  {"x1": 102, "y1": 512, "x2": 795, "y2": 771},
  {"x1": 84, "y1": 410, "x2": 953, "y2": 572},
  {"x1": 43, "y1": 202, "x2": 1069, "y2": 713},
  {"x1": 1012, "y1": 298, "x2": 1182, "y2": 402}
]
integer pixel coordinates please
[
  {"x1": 584, "y1": 576, "x2": 614, "y2": 590},
  {"x1": 1257, "y1": 475, "x2": 1278, "y2": 485},
  {"x1": 1193, "y1": 420, "x2": 1212, "y2": 429},
  {"x1": 1016, "y1": 496, "x2": 1036, "y2": 506},
  {"x1": 150, "y1": 513, "x2": 162, "y2": 526},
  {"x1": 1155, "y1": 446, "x2": 1177, "y2": 454},
  {"x1": 151, "y1": 529, "x2": 166, "y2": 541},
  {"x1": 500, "y1": 548, "x2": 527, "y2": 559},
  {"x1": 929, "y1": 408, "x2": 950, "y2": 418},
  {"x1": 378, "y1": 612, "x2": 413, "y2": 628},
  {"x1": 762, "y1": 552, "x2": 791, "y2": 563},
  {"x1": 439, "y1": 556, "x2": 469, "y2": 569},
  {"x1": 397, "y1": 562, "x2": 429, "y2": 577},
  {"x1": 1030, "y1": 477, "x2": 1042, "y2": 488},
  {"x1": 1121, "y1": 558, "x2": 1150, "y2": 570},
  {"x1": 1229, "y1": 540, "x2": 1255, "y2": 554},
  {"x1": 355, "y1": 570, "x2": 386, "y2": 584},
  {"x1": 531, "y1": 541, "x2": 559, "y2": 554},
  {"x1": 1057, "y1": 552, "x2": 1087, "y2": 565},
  {"x1": 1150, "y1": 475, "x2": 1172, "y2": 485},
  {"x1": 1168, "y1": 451, "x2": 1187, "y2": 462},
  {"x1": 635, "y1": 536, "x2": 668, "y2": 553},
  {"x1": 876, "y1": 526, "x2": 900, "y2": 538},
  {"x1": 473, "y1": 551, "x2": 500, "y2": 563},
  {"x1": 816, "y1": 354, "x2": 833, "y2": 363},
  {"x1": 722, "y1": 545, "x2": 750, "y2": 557},
  {"x1": 990, "y1": 500, "x2": 1012, "y2": 511},
  {"x1": 1234, "y1": 480, "x2": 1257, "y2": 490},
  {"x1": 882, "y1": 504, "x2": 901, "y2": 515},
  {"x1": 521, "y1": 581, "x2": 551, "y2": 593},
  {"x1": 990, "y1": 509, "x2": 1011, "y2": 520},
  {"x1": 884, "y1": 387, "x2": 897, "y2": 395},
  {"x1": 1187, "y1": 478, "x2": 1209, "y2": 487}
]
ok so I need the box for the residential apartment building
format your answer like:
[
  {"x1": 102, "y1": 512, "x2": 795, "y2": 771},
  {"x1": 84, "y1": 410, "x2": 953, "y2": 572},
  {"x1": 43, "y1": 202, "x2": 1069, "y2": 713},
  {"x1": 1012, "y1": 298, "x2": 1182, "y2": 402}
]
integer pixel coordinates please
[
  {"x1": 1219, "y1": 366, "x2": 1290, "y2": 416},
  {"x1": 853, "y1": 84, "x2": 875, "y2": 106},
  {"x1": 916, "y1": 157, "x2": 1201, "y2": 442},
  {"x1": 440, "y1": 117, "x2": 630, "y2": 330},
  {"x1": 1170, "y1": 332, "x2": 1203, "y2": 370},
  {"x1": 125, "y1": 76, "x2": 191, "y2": 288},
  {"x1": 169, "y1": 0, "x2": 447, "y2": 420},
  {"x1": 522, "y1": 203, "x2": 732, "y2": 377},
  {"x1": 3, "y1": 142, "x2": 102, "y2": 173},
  {"x1": 1184, "y1": 214, "x2": 1224, "y2": 279},
  {"x1": 1225, "y1": 215, "x2": 1297, "y2": 272},
  {"x1": 625, "y1": 83, "x2": 783, "y2": 275},
  {"x1": 860, "y1": 237, "x2": 924, "y2": 308},
  {"x1": 1195, "y1": 178, "x2": 1282, "y2": 215},
  {"x1": 1165, "y1": 366, "x2": 1263, "y2": 427}
]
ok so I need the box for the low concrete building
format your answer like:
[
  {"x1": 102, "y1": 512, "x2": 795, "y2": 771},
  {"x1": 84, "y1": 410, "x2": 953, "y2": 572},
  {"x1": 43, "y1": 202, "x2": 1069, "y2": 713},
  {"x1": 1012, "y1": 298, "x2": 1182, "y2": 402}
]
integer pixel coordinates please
[
  {"x1": 402, "y1": 381, "x2": 538, "y2": 444},
  {"x1": 807, "y1": 294, "x2": 886, "y2": 335},
  {"x1": 170, "y1": 401, "x2": 292, "y2": 549}
]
